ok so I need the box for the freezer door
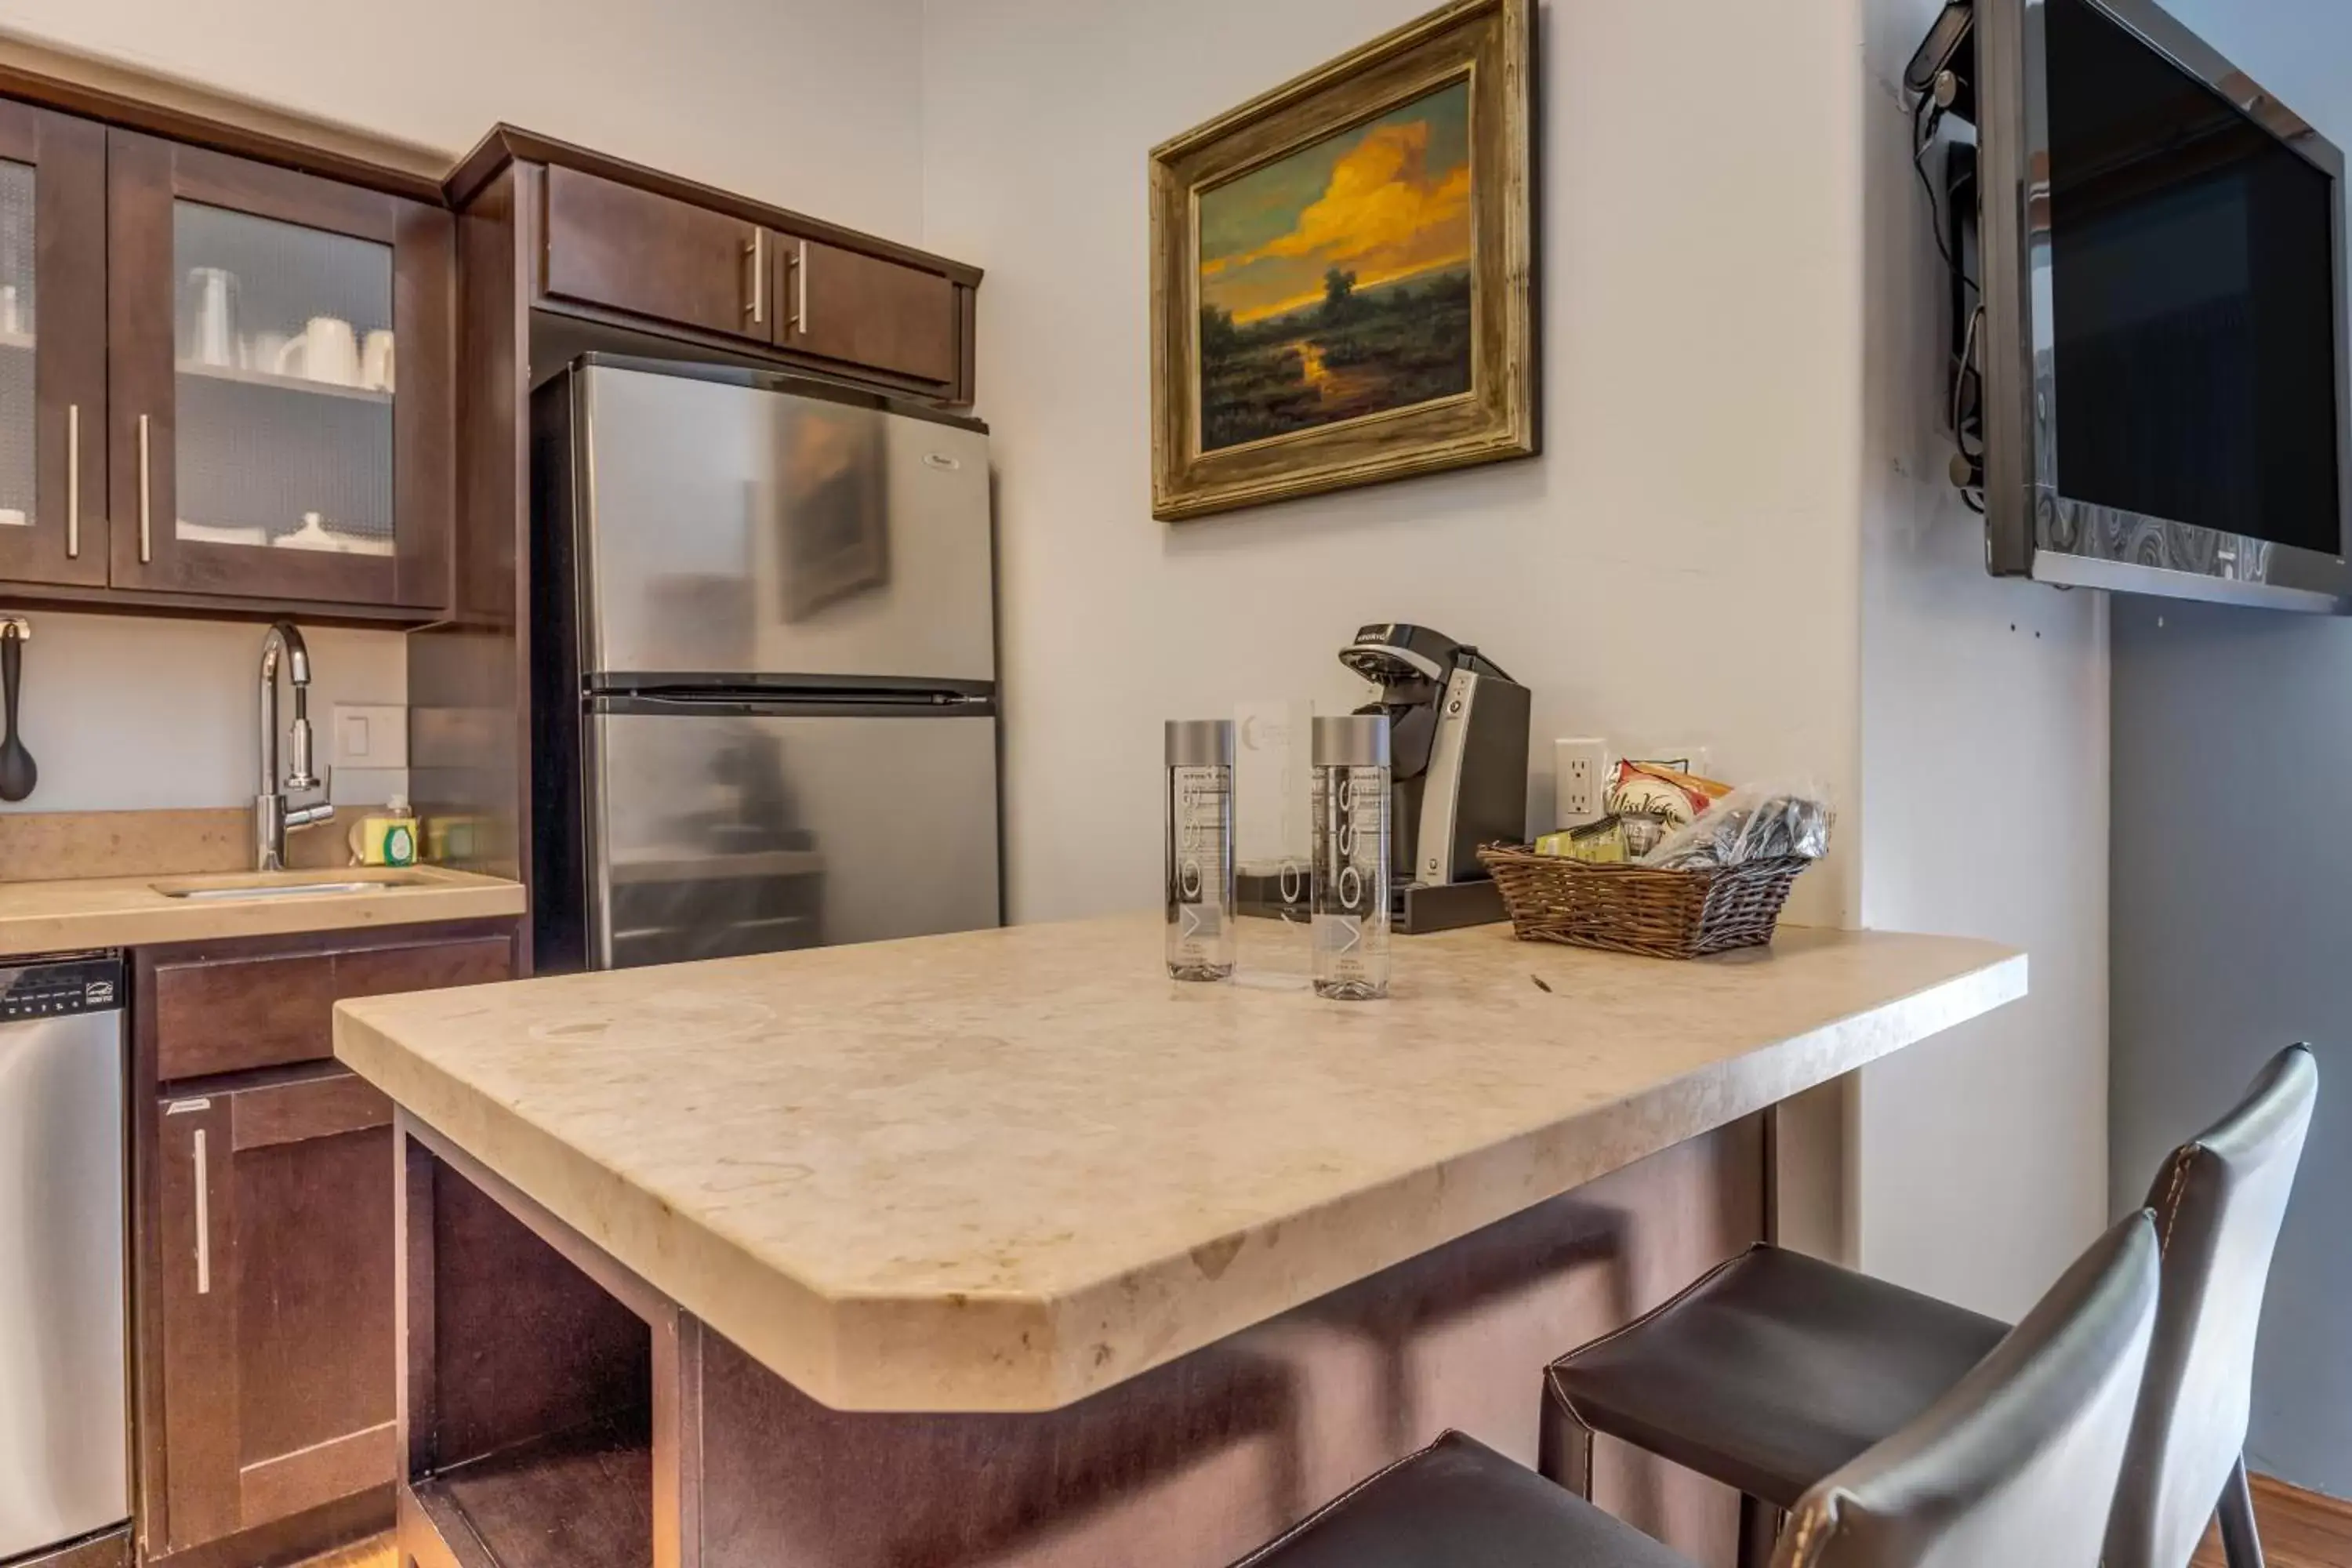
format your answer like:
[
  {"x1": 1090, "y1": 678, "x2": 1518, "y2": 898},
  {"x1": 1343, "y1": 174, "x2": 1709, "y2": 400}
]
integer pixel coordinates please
[
  {"x1": 586, "y1": 707, "x2": 1001, "y2": 968},
  {"x1": 575, "y1": 364, "x2": 994, "y2": 684},
  {"x1": 0, "y1": 1007, "x2": 129, "y2": 1559}
]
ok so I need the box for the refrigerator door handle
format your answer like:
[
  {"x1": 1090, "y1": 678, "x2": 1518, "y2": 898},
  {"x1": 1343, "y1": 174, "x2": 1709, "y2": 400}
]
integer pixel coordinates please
[{"x1": 583, "y1": 684, "x2": 996, "y2": 719}]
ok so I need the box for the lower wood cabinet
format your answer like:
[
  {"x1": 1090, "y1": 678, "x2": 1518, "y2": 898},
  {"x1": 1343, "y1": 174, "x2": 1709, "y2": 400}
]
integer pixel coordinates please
[
  {"x1": 148, "y1": 928, "x2": 516, "y2": 1082},
  {"x1": 149, "y1": 1071, "x2": 396, "y2": 1553},
  {"x1": 133, "y1": 920, "x2": 517, "y2": 1567}
]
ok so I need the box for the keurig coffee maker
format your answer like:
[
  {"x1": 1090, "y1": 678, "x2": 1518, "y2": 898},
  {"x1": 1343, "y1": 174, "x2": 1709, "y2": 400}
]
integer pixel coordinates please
[{"x1": 1339, "y1": 623, "x2": 1530, "y2": 930}]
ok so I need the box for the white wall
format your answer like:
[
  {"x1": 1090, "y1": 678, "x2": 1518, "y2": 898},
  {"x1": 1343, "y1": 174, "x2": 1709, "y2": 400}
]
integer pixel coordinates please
[
  {"x1": 0, "y1": 0, "x2": 927, "y2": 240},
  {"x1": 2111, "y1": 601, "x2": 2352, "y2": 1497},
  {"x1": 1850, "y1": 0, "x2": 2111, "y2": 1317},
  {"x1": 2154, "y1": 0, "x2": 2352, "y2": 151},
  {"x1": 2103, "y1": 0, "x2": 2352, "y2": 1497},
  {"x1": 13, "y1": 0, "x2": 2112, "y2": 1315},
  {"x1": 0, "y1": 0, "x2": 929, "y2": 822},
  {"x1": 920, "y1": 0, "x2": 1868, "y2": 929},
  {"x1": 925, "y1": 0, "x2": 2113, "y2": 1312},
  {"x1": 0, "y1": 612, "x2": 405, "y2": 811}
]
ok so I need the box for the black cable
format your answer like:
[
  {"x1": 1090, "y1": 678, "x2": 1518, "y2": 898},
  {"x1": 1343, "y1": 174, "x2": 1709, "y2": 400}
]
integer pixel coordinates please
[
  {"x1": 1915, "y1": 89, "x2": 1989, "y2": 500},
  {"x1": 1951, "y1": 304, "x2": 1986, "y2": 459},
  {"x1": 1913, "y1": 93, "x2": 1973, "y2": 292}
]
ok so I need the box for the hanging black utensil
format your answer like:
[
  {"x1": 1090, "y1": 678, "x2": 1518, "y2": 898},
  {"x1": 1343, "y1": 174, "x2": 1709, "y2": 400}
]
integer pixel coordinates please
[{"x1": 0, "y1": 622, "x2": 38, "y2": 802}]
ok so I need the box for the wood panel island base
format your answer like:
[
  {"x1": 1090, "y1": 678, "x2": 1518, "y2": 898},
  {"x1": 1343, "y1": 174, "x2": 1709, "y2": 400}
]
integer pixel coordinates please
[{"x1": 333, "y1": 913, "x2": 2027, "y2": 1568}]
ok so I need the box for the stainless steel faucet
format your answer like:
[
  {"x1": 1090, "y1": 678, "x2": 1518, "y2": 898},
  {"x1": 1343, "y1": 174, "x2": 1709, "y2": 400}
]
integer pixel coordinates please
[{"x1": 256, "y1": 621, "x2": 333, "y2": 870}]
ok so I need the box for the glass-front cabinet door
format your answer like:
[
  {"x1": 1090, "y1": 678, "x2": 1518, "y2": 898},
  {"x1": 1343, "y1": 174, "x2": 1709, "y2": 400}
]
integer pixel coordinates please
[
  {"x1": 0, "y1": 102, "x2": 105, "y2": 588},
  {"x1": 106, "y1": 132, "x2": 452, "y2": 610}
]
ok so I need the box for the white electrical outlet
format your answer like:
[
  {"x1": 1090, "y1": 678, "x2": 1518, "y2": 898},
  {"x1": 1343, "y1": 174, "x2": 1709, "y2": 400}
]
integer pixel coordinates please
[{"x1": 1554, "y1": 737, "x2": 1609, "y2": 829}]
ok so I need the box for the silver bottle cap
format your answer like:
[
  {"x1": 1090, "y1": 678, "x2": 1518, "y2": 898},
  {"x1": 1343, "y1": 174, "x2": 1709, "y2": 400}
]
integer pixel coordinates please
[
  {"x1": 1165, "y1": 719, "x2": 1235, "y2": 767},
  {"x1": 1312, "y1": 714, "x2": 1391, "y2": 768}
]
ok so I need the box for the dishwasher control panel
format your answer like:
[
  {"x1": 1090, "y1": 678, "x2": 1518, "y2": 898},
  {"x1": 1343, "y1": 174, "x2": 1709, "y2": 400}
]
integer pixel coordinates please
[{"x1": 0, "y1": 953, "x2": 124, "y2": 1018}]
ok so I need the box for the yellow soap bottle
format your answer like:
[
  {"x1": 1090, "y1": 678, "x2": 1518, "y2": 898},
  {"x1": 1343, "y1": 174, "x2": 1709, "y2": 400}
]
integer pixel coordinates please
[{"x1": 350, "y1": 794, "x2": 420, "y2": 867}]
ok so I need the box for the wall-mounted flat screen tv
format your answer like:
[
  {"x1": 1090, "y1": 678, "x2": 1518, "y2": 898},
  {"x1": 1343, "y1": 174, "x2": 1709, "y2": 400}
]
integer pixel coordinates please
[{"x1": 1939, "y1": 0, "x2": 2350, "y2": 612}]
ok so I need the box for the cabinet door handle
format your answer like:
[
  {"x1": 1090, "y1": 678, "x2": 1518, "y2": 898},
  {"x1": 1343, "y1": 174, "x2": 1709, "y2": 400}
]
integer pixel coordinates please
[
  {"x1": 191, "y1": 1125, "x2": 211, "y2": 1296},
  {"x1": 746, "y1": 230, "x2": 764, "y2": 327},
  {"x1": 793, "y1": 239, "x2": 810, "y2": 336},
  {"x1": 64, "y1": 403, "x2": 78, "y2": 559},
  {"x1": 136, "y1": 414, "x2": 152, "y2": 564}
]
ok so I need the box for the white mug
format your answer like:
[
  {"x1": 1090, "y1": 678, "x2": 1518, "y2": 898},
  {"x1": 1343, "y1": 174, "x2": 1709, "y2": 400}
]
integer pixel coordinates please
[
  {"x1": 243, "y1": 330, "x2": 290, "y2": 373},
  {"x1": 359, "y1": 329, "x2": 396, "y2": 393},
  {"x1": 275, "y1": 315, "x2": 358, "y2": 386}
]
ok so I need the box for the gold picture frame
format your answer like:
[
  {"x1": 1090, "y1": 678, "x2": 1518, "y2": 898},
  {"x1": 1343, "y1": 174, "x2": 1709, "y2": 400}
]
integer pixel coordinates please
[{"x1": 1149, "y1": 0, "x2": 1536, "y2": 521}]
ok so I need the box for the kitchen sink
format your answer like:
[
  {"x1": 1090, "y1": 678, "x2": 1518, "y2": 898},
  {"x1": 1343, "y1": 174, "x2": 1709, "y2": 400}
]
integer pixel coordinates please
[{"x1": 152, "y1": 872, "x2": 434, "y2": 901}]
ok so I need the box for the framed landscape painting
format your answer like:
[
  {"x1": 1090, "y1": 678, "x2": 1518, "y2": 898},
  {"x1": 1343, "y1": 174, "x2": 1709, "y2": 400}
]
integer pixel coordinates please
[{"x1": 1150, "y1": 0, "x2": 1535, "y2": 521}]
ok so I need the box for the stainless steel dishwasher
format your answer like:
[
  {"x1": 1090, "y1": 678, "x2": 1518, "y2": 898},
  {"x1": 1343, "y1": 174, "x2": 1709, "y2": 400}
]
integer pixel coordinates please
[{"x1": 0, "y1": 952, "x2": 129, "y2": 1563}]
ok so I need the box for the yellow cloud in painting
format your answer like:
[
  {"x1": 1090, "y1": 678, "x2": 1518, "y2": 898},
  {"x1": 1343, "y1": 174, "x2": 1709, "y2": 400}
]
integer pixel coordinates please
[{"x1": 1205, "y1": 120, "x2": 1471, "y2": 321}]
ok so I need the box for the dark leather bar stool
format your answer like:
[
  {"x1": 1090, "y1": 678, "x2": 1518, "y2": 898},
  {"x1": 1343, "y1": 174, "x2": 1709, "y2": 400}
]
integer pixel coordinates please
[
  {"x1": 1541, "y1": 1044, "x2": 2317, "y2": 1568},
  {"x1": 1225, "y1": 1210, "x2": 2158, "y2": 1568}
]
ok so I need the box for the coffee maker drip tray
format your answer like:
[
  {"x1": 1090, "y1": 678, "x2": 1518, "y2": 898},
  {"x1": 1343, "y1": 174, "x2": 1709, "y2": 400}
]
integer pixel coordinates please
[{"x1": 1395, "y1": 877, "x2": 1508, "y2": 935}]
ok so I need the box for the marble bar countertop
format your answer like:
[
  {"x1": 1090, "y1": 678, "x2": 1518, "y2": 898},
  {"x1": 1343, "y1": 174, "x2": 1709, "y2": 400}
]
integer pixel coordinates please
[
  {"x1": 335, "y1": 911, "x2": 2024, "y2": 1414},
  {"x1": 0, "y1": 866, "x2": 524, "y2": 956}
]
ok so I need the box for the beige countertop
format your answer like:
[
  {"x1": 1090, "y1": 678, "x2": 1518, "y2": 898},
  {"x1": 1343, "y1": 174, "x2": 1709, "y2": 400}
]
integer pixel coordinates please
[
  {"x1": 0, "y1": 866, "x2": 524, "y2": 955},
  {"x1": 335, "y1": 911, "x2": 2025, "y2": 1414}
]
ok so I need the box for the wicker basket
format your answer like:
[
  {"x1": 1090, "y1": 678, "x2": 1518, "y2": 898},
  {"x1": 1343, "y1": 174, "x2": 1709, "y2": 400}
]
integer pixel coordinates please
[{"x1": 1476, "y1": 844, "x2": 1812, "y2": 959}]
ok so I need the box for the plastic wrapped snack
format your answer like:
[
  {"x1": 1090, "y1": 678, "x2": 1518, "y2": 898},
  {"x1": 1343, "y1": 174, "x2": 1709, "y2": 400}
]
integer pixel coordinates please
[
  {"x1": 1604, "y1": 759, "x2": 1733, "y2": 826},
  {"x1": 1644, "y1": 782, "x2": 1833, "y2": 869}
]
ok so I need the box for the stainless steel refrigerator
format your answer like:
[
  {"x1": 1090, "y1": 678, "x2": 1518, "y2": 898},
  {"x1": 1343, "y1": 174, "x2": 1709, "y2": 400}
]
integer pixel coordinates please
[{"x1": 530, "y1": 356, "x2": 1000, "y2": 971}]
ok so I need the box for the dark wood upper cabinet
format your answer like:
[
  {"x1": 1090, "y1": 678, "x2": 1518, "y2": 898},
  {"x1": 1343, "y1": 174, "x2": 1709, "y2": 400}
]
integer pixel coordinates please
[
  {"x1": 542, "y1": 165, "x2": 768, "y2": 343},
  {"x1": 103, "y1": 131, "x2": 453, "y2": 613},
  {"x1": 0, "y1": 100, "x2": 107, "y2": 589},
  {"x1": 774, "y1": 234, "x2": 959, "y2": 386},
  {"x1": 510, "y1": 136, "x2": 978, "y2": 401},
  {"x1": 0, "y1": 97, "x2": 979, "y2": 625}
]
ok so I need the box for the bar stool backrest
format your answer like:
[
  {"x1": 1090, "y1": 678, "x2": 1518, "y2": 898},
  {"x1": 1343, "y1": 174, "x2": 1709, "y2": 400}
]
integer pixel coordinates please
[
  {"x1": 1773, "y1": 1211, "x2": 2159, "y2": 1568},
  {"x1": 2110, "y1": 1044, "x2": 2317, "y2": 1568}
]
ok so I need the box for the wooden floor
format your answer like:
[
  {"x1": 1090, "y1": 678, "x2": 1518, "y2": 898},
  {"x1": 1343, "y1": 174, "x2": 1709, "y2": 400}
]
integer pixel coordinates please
[
  {"x1": 289, "y1": 1536, "x2": 394, "y2": 1568},
  {"x1": 2194, "y1": 1475, "x2": 2352, "y2": 1568},
  {"x1": 289, "y1": 1477, "x2": 2352, "y2": 1568}
]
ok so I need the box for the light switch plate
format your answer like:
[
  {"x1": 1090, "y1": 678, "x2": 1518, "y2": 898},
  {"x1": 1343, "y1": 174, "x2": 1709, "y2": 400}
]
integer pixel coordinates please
[{"x1": 333, "y1": 704, "x2": 408, "y2": 768}]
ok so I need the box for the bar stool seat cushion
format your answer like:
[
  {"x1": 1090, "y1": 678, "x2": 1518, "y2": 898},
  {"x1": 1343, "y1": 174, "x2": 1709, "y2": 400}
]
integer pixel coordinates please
[
  {"x1": 1234, "y1": 1432, "x2": 1693, "y2": 1568},
  {"x1": 1547, "y1": 1244, "x2": 2009, "y2": 1509}
]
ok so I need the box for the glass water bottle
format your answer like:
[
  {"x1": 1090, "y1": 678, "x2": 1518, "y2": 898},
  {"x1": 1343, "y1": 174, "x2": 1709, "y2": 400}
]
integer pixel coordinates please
[
  {"x1": 1312, "y1": 715, "x2": 1392, "y2": 1000},
  {"x1": 1165, "y1": 720, "x2": 1236, "y2": 981}
]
